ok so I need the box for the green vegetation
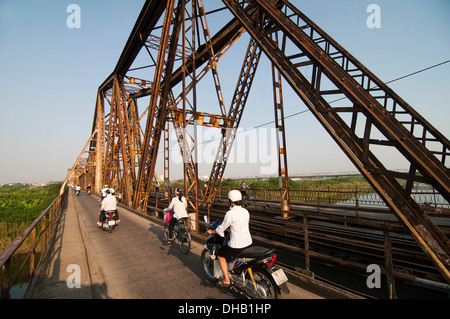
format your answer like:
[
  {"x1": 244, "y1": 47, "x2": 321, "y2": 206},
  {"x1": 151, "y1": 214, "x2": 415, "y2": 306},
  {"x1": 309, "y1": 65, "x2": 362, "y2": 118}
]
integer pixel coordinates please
[
  {"x1": 170, "y1": 175, "x2": 370, "y2": 189},
  {"x1": 0, "y1": 183, "x2": 62, "y2": 251},
  {"x1": 217, "y1": 176, "x2": 370, "y2": 189},
  {"x1": 218, "y1": 176, "x2": 372, "y2": 204},
  {"x1": 168, "y1": 176, "x2": 373, "y2": 204}
]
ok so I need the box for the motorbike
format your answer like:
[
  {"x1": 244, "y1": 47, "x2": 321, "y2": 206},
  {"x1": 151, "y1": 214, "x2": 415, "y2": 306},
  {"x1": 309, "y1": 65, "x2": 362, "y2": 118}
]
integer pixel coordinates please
[
  {"x1": 101, "y1": 210, "x2": 117, "y2": 233},
  {"x1": 76, "y1": 189, "x2": 80, "y2": 196},
  {"x1": 200, "y1": 216, "x2": 290, "y2": 299}
]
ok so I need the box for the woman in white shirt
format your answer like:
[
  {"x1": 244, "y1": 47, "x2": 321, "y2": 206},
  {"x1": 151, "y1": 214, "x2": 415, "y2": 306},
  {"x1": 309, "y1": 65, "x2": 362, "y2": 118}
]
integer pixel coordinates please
[
  {"x1": 207, "y1": 190, "x2": 252, "y2": 287},
  {"x1": 166, "y1": 188, "x2": 189, "y2": 241}
]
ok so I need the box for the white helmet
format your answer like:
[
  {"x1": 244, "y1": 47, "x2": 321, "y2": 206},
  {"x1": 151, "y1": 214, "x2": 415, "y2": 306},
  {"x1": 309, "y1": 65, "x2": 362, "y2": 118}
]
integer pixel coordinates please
[
  {"x1": 228, "y1": 190, "x2": 242, "y2": 203},
  {"x1": 109, "y1": 188, "x2": 115, "y2": 194}
]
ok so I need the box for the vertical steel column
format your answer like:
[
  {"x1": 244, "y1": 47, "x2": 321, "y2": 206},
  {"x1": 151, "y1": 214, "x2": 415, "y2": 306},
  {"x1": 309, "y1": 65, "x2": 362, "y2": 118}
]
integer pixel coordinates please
[
  {"x1": 271, "y1": 33, "x2": 290, "y2": 217},
  {"x1": 303, "y1": 215, "x2": 311, "y2": 275},
  {"x1": 180, "y1": 0, "x2": 199, "y2": 231},
  {"x1": 164, "y1": 121, "x2": 170, "y2": 198},
  {"x1": 94, "y1": 90, "x2": 105, "y2": 195},
  {"x1": 133, "y1": 0, "x2": 181, "y2": 211},
  {"x1": 102, "y1": 84, "x2": 119, "y2": 191},
  {"x1": 383, "y1": 230, "x2": 397, "y2": 299},
  {"x1": 113, "y1": 76, "x2": 133, "y2": 205},
  {"x1": 191, "y1": 0, "x2": 199, "y2": 232},
  {"x1": 203, "y1": 39, "x2": 262, "y2": 204}
]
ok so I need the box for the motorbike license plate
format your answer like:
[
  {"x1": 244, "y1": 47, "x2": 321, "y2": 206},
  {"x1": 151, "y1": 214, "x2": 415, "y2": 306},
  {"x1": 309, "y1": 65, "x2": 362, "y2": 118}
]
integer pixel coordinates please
[
  {"x1": 271, "y1": 269, "x2": 288, "y2": 286},
  {"x1": 108, "y1": 220, "x2": 116, "y2": 226}
]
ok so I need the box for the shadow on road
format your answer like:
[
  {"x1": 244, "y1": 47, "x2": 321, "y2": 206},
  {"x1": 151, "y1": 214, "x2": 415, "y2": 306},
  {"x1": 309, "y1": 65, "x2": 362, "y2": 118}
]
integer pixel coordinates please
[{"x1": 147, "y1": 222, "x2": 244, "y2": 299}]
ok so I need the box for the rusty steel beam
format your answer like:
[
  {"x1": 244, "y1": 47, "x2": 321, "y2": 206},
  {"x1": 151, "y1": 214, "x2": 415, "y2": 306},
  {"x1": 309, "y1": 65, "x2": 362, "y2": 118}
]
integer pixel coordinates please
[
  {"x1": 203, "y1": 38, "x2": 262, "y2": 204},
  {"x1": 108, "y1": 76, "x2": 140, "y2": 206},
  {"x1": 133, "y1": 0, "x2": 182, "y2": 210},
  {"x1": 102, "y1": 85, "x2": 120, "y2": 191},
  {"x1": 85, "y1": 90, "x2": 106, "y2": 195},
  {"x1": 271, "y1": 33, "x2": 290, "y2": 216},
  {"x1": 222, "y1": 0, "x2": 450, "y2": 282},
  {"x1": 99, "y1": 0, "x2": 168, "y2": 93},
  {"x1": 76, "y1": 0, "x2": 450, "y2": 285},
  {"x1": 126, "y1": 10, "x2": 248, "y2": 100}
]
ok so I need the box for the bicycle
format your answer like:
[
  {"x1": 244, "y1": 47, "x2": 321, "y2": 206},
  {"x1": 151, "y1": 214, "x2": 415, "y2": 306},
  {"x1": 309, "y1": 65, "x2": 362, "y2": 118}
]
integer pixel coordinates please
[{"x1": 163, "y1": 217, "x2": 191, "y2": 254}]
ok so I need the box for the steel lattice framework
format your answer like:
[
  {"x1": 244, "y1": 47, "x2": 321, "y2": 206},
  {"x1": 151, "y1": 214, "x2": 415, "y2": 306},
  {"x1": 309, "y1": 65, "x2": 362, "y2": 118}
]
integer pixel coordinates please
[{"x1": 67, "y1": 0, "x2": 449, "y2": 282}]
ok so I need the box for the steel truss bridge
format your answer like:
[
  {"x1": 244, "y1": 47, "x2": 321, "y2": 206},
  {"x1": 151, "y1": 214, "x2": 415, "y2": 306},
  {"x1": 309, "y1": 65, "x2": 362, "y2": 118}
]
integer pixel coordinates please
[{"x1": 63, "y1": 0, "x2": 450, "y2": 285}]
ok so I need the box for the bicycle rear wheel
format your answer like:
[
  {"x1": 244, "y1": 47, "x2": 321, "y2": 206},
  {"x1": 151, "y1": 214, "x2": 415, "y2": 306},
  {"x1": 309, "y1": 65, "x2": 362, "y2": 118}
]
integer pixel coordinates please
[{"x1": 178, "y1": 225, "x2": 191, "y2": 254}]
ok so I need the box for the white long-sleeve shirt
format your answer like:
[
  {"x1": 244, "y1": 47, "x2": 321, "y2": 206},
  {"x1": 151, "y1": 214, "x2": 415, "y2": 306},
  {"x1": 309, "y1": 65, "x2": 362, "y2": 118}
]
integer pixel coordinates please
[
  {"x1": 167, "y1": 196, "x2": 189, "y2": 219},
  {"x1": 215, "y1": 205, "x2": 252, "y2": 249},
  {"x1": 101, "y1": 194, "x2": 117, "y2": 211}
]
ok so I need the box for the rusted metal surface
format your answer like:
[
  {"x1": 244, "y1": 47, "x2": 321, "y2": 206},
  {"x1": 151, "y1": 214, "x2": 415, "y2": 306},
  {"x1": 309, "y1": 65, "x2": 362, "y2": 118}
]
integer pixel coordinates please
[
  {"x1": 271, "y1": 32, "x2": 290, "y2": 215},
  {"x1": 66, "y1": 0, "x2": 449, "y2": 284},
  {"x1": 222, "y1": 0, "x2": 449, "y2": 282},
  {"x1": 203, "y1": 38, "x2": 262, "y2": 205}
]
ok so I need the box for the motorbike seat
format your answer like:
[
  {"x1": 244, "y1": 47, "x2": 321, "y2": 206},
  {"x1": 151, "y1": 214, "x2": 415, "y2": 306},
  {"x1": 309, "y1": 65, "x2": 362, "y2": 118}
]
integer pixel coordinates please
[{"x1": 235, "y1": 245, "x2": 274, "y2": 258}]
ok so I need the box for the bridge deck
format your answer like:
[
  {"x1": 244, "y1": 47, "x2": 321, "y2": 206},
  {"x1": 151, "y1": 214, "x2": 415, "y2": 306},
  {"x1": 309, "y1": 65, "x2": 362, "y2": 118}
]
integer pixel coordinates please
[{"x1": 26, "y1": 190, "x2": 325, "y2": 299}]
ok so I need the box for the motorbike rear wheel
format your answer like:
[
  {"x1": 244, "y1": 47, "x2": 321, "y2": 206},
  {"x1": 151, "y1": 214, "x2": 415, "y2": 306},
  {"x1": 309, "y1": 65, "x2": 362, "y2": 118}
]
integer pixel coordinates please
[{"x1": 249, "y1": 267, "x2": 279, "y2": 299}]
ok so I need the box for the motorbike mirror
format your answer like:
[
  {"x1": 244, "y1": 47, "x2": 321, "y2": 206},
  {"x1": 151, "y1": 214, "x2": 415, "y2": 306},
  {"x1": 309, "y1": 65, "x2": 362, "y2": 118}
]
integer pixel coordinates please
[{"x1": 203, "y1": 215, "x2": 208, "y2": 224}]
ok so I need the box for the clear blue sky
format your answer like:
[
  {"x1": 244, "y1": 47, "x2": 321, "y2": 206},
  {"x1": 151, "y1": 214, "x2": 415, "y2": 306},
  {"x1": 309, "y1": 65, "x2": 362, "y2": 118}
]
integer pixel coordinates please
[{"x1": 0, "y1": 0, "x2": 449, "y2": 184}]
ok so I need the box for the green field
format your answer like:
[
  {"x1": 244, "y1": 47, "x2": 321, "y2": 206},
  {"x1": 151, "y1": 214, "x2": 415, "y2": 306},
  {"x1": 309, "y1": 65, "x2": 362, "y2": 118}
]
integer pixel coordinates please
[
  {"x1": 170, "y1": 175, "x2": 370, "y2": 189},
  {"x1": 217, "y1": 176, "x2": 370, "y2": 189},
  {"x1": 169, "y1": 176, "x2": 373, "y2": 204},
  {"x1": 0, "y1": 183, "x2": 62, "y2": 251}
]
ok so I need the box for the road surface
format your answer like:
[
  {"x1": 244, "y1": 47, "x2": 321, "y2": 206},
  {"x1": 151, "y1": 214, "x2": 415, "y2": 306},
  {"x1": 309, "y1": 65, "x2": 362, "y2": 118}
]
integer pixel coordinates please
[{"x1": 72, "y1": 191, "x2": 323, "y2": 299}]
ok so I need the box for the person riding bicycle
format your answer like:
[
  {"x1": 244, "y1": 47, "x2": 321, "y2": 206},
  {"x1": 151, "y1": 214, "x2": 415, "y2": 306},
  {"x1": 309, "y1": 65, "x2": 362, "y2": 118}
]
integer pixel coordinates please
[
  {"x1": 97, "y1": 188, "x2": 120, "y2": 226},
  {"x1": 166, "y1": 188, "x2": 188, "y2": 242},
  {"x1": 207, "y1": 190, "x2": 252, "y2": 287}
]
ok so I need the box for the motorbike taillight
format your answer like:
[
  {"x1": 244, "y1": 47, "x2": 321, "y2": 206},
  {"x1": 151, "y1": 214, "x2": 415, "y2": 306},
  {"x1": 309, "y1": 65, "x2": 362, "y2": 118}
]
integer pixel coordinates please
[{"x1": 265, "y1": 255, "x2": 277, "y2": 267}]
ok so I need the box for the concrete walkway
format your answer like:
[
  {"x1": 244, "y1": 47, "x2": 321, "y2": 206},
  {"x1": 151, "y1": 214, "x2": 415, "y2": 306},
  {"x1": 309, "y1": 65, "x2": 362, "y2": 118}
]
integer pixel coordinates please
[{"x1": 27, "y1": 191, "x2": 94, "y2": 298}]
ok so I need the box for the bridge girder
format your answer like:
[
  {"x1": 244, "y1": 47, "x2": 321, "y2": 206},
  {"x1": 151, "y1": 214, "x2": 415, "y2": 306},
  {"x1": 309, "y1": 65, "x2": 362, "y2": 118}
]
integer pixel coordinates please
[{"x1": 77, "y1": 0, "x2": 449, "y2": 282}]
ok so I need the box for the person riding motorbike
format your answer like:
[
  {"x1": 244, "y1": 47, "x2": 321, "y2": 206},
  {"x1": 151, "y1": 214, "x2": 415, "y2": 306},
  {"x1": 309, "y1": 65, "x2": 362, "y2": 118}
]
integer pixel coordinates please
[
  {"x1": 165, "y1": 188, "x2": 189, "y2": 242},
  {"x1": 100, "y1": 185, "x2": 109, "y2": 202},
  {"x1": 97, "y1": 188, "x2": 120, "y2": 226},
  {"x1": 207, "y1": 190, "x2": 252, "y2": 287}
]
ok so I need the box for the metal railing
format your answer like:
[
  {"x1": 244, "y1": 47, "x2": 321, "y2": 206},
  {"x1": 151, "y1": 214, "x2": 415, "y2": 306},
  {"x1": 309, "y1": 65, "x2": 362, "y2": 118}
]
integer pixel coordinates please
[
  {"x1": 146, "y1": 193, "x2": 449, "y2": 298},
  {"x1": 216, "y1": 185, "x2": 449, "y2": 211},
  {"x1": 0, "y1": 187, "x2": 68, "y2": 299}
]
